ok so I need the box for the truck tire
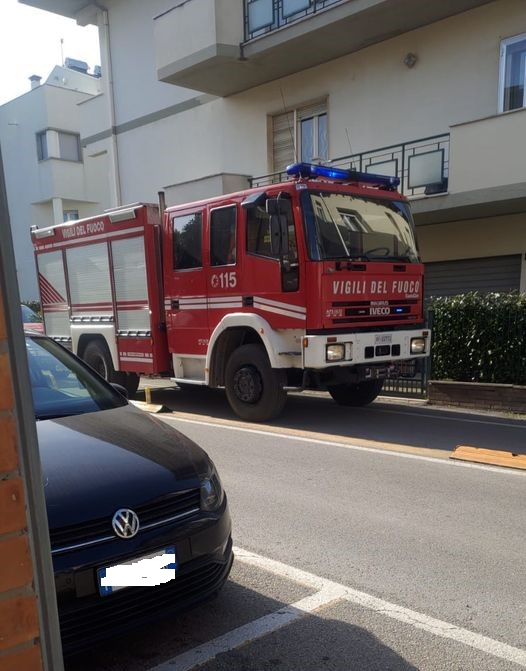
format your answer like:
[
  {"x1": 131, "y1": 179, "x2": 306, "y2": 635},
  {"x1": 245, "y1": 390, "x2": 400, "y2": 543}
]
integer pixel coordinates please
[
  {"x1": 83, "y1": 340, "x2": 127, "y2": 388},
  {"x1": 225, "y1": 344, "x2": 287, "y2": 422},
  {"x1": 327, "y1": 379, "x2": 384, "y2": 407}
]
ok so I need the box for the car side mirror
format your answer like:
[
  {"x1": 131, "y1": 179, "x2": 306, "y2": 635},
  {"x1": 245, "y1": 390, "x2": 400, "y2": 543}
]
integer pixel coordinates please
[{"x1": 111, "y1": 383, "x2": 129, "y2": 399}]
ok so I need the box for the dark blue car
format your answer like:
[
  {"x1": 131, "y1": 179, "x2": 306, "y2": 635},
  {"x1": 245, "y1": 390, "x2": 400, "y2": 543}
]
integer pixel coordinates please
[{"x1": 26, "y1": 334, "x2": 233, "y2": 654}]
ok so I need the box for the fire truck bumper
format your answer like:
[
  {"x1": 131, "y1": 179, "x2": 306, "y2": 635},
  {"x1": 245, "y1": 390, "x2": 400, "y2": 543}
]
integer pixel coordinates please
[{"x1": 303, "y1": 328, "x2": 430, "y2": 370}]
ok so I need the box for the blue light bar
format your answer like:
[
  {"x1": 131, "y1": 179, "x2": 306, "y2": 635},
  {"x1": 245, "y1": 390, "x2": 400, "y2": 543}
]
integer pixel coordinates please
[{"x1": 286, "y1": 162, "x2": 400, "y2": 189}]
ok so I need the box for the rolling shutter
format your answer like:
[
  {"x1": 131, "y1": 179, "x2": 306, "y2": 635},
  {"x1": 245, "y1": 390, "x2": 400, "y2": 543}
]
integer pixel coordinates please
[{"x1": 425, "y1": 255, "x2": 521, "y2": 297}]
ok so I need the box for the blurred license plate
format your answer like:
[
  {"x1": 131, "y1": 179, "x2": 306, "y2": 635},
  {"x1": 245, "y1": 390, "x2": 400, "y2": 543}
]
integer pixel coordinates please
[
  {"x1": 98, "y1": 546, "x2": 177, "y2": 596},
  {"x1": 375, "y1": 334, "x2": 392, "y2": 345}
]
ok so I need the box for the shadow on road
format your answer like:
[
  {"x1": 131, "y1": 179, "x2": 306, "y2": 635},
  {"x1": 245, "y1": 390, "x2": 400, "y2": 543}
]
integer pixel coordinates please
[{"x1": 134, "y1": 383, "x2": 526, "y2": 455}]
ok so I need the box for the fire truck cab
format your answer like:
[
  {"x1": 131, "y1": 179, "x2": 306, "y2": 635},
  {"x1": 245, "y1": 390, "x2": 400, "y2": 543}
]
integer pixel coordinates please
[{"x1": 32, "y1": 162, "x2": 429, "y2": 422}]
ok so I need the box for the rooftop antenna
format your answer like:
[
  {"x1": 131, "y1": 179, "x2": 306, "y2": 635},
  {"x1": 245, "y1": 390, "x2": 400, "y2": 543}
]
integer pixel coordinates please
[
  {"x1": 280, "y1": 87, "x2": 297, "y2": 164},
  {"x1": 60, "y1": 38, "x2": 64, "y2": 66}
]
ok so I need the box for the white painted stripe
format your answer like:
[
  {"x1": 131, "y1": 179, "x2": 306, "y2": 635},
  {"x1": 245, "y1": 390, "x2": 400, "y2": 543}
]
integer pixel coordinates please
[
  {"x1": 254, "y1": 302, "x2": 306, "y2": 321},
  {"x1": 149, "y1": 584, "x2": 345, "y2": 671},
  {"x1": 210, "y1": 295, "x2": 242, "y2": 303},
  {"x1": 41, "y1": 227, "x2": 144, "y2": 249},
  {"x1": 254, "y1": 296, "x2": 306, "y2": 313},
  {"x1": 148, "y1": 546, "x2": 526, "y2": 670},
  {"x1": 178, "y1": 304, "x2": 207, "y2": 310},
  {"x1": 371, "y1": 406, "x2": 526, "y2": 430},
  {"x1": 121, "y1": 357, "x2": 153, "y2": 363},
  {"x1": 234, "y1": 548, "x2": 526, "y2": 668},
  {"x1": 180, "y1": 297, "x2": 207, "y2": 304},
  {"x1": 209, "y1": 303, "x2": 243, "y2": 309},
  {"x1": 160, "y1": 416, "x2": 526, "y2": 478}
]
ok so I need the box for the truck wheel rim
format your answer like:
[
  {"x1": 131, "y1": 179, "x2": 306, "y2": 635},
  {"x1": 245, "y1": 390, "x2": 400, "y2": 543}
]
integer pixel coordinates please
[
  {"x1": 233, "y1": 365, "x2": 262, "y2": 404},
  {"x1": 93, "y1": 355, "x2": 107, "y2": 379}
]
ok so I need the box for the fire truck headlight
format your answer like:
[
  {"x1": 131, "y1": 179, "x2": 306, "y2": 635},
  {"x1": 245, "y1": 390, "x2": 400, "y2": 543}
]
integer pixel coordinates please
[
  {"x1": 326, "y1": 344, "x2": 345, "y2": 362},
  {"x1": 410, "y1": 337, "x2": 426, "y2": 354}
]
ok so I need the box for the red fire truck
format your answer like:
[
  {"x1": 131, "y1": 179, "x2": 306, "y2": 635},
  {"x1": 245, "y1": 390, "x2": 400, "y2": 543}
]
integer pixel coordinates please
[{"x1": 31, "y1": 162, "x2": 430, "y2": 421}]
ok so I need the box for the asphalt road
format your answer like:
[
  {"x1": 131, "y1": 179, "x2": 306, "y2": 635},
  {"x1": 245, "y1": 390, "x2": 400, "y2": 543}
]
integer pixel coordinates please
[{"x1": 67, "y1": 391, "x2": 526, "y2": 671}]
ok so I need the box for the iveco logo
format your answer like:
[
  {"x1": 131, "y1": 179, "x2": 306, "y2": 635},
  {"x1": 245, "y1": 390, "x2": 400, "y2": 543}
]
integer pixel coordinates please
[{"x1": 112, "y1": 508, "x2": 140, "y2": 539}]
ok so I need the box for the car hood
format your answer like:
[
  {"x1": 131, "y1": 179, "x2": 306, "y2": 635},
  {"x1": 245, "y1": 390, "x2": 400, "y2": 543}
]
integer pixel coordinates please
[{"x1": 36, "y1": 405, "x2": 209, "y2": 529}]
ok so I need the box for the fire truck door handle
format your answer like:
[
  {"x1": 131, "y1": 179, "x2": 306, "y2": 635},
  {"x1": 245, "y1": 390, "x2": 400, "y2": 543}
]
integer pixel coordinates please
[{"x1": 171, "y1": 300, "x2": 180, "y2": 310}]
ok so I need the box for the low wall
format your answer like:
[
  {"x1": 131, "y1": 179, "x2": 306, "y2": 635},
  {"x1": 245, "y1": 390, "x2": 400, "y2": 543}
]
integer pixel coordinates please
[{"x1": 428, "y1": 380, "x2": 526, "y2": 414}]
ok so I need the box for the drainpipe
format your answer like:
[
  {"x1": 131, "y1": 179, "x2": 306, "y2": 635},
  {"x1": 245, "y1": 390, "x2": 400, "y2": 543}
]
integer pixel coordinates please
[{"x1": 96, "y1": 5, "x2": 122, "y2": 207}]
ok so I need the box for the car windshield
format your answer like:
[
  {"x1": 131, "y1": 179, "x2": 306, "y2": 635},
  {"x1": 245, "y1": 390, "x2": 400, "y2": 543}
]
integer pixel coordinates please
[
  {"x1": 21, "y1": 304, "x2": 42, "y2": 322},
  {"x1": 26, "y1": 335, "x2": 127, "y2": 421},
  {"x1": 306, "y1": 191, "x2": 420, "y2": 262}
]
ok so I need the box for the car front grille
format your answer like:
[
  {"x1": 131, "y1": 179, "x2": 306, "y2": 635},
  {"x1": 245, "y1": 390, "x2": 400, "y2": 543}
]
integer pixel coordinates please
[
  {"x1": 50, "y1": 488, "x2": 201, "y2": 554},
  {"x1": 60, "y1": 551, "x2": 233, "y2": 654}
]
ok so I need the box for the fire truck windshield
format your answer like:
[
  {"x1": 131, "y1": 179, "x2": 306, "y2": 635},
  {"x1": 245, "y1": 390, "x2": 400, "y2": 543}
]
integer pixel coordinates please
[{"x1": 304, "y1": 191, "x2": 419, "y2": 262}]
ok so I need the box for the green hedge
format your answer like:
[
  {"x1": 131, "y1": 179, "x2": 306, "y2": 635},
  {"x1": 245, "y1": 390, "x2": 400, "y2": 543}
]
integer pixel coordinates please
[{"x1": 429, "y1": 292, "x2": 526, "y2": 385}]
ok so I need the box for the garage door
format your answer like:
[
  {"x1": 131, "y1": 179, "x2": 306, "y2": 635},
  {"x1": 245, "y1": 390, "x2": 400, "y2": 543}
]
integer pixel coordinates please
[{"x1": 424, "y1": 254, "x2": 522, "y2": 297}]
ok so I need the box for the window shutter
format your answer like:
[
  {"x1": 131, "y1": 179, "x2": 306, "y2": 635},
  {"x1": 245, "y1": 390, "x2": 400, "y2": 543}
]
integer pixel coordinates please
[
  {"x1": 297, "y1": 100, "x2": 327, "y2": 121},
  {"x1": 272, "y1": 111, "x2": 296, "y2": 173}
]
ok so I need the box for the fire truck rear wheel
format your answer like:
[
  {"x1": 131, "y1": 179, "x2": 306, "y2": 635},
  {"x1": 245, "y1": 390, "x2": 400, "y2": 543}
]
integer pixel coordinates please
[
  {"x1": 84, "y1": 340, "x2": 128, "y2": 389},
  {"x1": 327, "y1": 379, "x2": 384, "y2": 406},
  {"x1": 225, "y1": 344, "x2": 287, "y2": 422}
]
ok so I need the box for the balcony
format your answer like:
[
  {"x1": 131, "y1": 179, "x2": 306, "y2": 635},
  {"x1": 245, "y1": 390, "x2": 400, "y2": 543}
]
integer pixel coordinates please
[
  {"x1": 250, "y1": 134, "x2": 450, "y2": 198},
  {"x1": 251, "y1": 109, "x2": 526, "y2": 225},
  {"x1": 155, "y1": 0, "x2": 494, "y2": 96}
]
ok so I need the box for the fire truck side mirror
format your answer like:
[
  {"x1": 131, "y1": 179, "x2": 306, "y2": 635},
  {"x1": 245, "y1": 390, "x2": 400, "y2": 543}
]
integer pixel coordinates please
[{"x1": 269, "y1": 214, "x2": 289, "y2": 257}]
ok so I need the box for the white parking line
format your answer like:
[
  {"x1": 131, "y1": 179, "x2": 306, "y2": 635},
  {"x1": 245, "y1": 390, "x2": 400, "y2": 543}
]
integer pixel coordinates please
[
  {"x1": 160, "y1": 416, "x2": 526, "y2": 478},
  {"x1": 149, "y1": 547, "x2": 526, "y2": 671}
]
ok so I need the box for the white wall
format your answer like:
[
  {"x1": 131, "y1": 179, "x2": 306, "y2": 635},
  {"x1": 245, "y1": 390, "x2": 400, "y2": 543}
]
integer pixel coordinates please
[
  {"x1": 96, "y1": 0, "x2": 526, "y2": 203},
  {"x1": 0, "y1": 73, "x2": 109, "y2": 300}
]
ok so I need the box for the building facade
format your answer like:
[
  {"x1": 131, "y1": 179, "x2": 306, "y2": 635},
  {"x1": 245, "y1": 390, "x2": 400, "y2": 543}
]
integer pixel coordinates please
[
  {"x1": 0, "y1": 62, "x2": 109, "y2": 300},
  {"x1": 21, "y1": 0, "x2": 526, "y2": 296}
]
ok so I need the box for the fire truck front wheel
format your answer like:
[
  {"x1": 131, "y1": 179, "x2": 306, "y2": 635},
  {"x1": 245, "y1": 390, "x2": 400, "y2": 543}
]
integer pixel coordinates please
[
  {"x1": 84, "y1": 339, "x2": 128, "y2": 390},
  {"x1": 225, "y1": 344, "x2": 287, "y2": 422},
  {"x1": 327, "y1": 379, "x2": 383, "y2": 406}
]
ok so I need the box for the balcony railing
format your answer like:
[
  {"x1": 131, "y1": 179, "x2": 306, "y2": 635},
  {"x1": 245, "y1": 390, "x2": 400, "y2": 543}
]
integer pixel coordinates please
[
  {"x1": 244, "y1": 0, "x2": 345, "y2": 41},
  {"x1": 250, "y1": 133, "x2": 450, "y2": 197}
]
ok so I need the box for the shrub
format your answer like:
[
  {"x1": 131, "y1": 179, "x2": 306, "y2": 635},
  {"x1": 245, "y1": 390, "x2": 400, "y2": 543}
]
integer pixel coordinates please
[{"x1": 428, "y1": 292, "x2": 526, "y2": 385}]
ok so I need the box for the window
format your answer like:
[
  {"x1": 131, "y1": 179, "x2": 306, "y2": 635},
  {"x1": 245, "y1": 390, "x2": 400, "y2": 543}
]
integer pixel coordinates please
[
  {"x1": 63, "y1": 210, "x2": 79, "y2": 222},
  {"x1": 35, "y1": 129, "x2": 81, "y2": 162},
  {"x1": 36, "y1": 131, "x2": 48, "y2": 161},
  {"x1": 246, "y1": 201, "x2": 297, "y2": 260},
  {"x1": 211, "y1": 206, "x2": 236, "y2": 266},
  {"x1": 272, "y1": 101, "x2": 328, "y2": 172},
  {"x1": 58, "y1": 132, "x2": 81, "y2": 161},
  {"x1": 499, "y1": 34, "x2": 526, "y2": 112},
  {"x1": 173, "y1": 212, "x2": 202, "y2": 270}
]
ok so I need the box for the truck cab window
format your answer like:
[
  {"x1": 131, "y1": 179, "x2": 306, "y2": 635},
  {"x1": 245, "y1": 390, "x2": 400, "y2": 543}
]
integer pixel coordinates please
[
  {"x1": 246, "y1": 202, "x2": 297, "y2": 260},
  {"x1": 173, "y1": 212, "x2": 202, "y2": 269},
  {"x1": 211, "y1": 206, "x2": 236, "y2": 266}
]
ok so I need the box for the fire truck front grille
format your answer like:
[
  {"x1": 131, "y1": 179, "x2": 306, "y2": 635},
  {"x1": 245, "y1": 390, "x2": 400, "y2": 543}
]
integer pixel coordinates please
[
  {"x1": 330, "y1": 299, "x2": 419, "y2": 325},
  {"x1": 50, "y1": 489, "x2": 201, "y2": 555}
]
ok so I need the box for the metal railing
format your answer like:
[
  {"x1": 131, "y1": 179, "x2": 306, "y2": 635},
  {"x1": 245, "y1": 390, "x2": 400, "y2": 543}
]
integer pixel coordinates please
[
  {"x1": 250, "y1": 133, "x2": 450, "y2": 197},
  {"x1": 244, "y1": 0, "x2": 346, "y2": 41}
]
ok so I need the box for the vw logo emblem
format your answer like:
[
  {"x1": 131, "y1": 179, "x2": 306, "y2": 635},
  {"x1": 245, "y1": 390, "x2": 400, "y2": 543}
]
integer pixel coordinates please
[{"x1": 112, "y1": 508, "x2": 140, "y2": 539}]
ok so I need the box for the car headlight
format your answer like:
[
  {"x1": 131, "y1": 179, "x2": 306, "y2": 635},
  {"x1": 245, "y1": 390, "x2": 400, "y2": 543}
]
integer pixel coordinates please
[
  {"x1": 410, "y1": 337, "x2": 426, "y2": 354},
  {"x1": 200, "y1": 463, "x2": 224, "y2": 512},
  {"x1": 326, "y1": 344, "x2": 345, "y2": 362}
]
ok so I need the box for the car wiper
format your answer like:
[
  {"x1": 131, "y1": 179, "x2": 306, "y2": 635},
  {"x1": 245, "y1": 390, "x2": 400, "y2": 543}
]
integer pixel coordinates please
[{"x1": 35, "y1": 412, "x2": 80, "y2": 421}]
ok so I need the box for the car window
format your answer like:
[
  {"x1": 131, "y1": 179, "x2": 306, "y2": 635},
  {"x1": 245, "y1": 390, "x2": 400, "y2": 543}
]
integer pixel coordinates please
[
  {"x1": 21, "y1": 304, "x2": 42, "y2": 322},
  {"x1": 26, "y1": 336, "x2": 127, "y2": 420}
]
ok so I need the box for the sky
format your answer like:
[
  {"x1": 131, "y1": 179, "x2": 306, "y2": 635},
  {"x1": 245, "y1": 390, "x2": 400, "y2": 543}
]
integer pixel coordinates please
[{"x1": 0, "y1": 0, "x2": 101, "y2": 106}]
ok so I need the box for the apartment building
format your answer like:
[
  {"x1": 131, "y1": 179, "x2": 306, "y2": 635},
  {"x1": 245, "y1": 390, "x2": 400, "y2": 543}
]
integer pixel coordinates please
[
  {"x1": 21, "y1": 0, "x2": 526, "y2": 296},
  {"x1": 0, "y1": 60, "x2": 110, "y2": 300}
]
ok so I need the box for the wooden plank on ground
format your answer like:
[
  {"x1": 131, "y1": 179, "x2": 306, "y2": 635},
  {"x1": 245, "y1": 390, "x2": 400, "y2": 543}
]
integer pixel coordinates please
[{"x1": 450, "y1": 445, "x2": 526, "y2": 470}]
